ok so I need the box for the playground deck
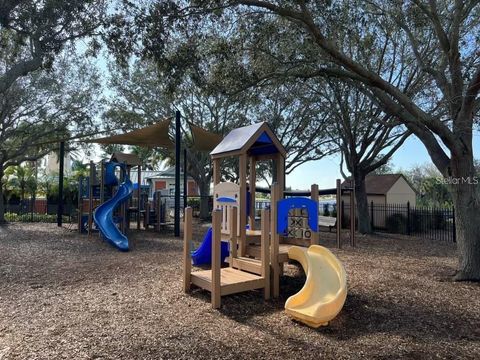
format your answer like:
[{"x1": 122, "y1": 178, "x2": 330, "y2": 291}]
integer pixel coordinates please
[{"x1": 190, "y1": 268, "x2": 265, "y2": 296}]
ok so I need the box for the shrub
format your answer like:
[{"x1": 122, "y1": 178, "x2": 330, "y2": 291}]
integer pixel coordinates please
[
  {"x1": 187, "y1": 197, "x2": 200, "y2": 208},
  {"x1": 410, "y1": 208, "x2": 448, "y2": 232},
  {"x1": 386, "y1": 213, "x2": 408, "y2": 234},
  {"x1": 4, "y1": 212, "x2": 70, "y2": 223}
]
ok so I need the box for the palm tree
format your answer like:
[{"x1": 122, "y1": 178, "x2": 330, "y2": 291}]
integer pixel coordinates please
[
  {"x1": 8, "y1": 165, "x2": 36, "y2": 201},
  {"x1": 71, "y1": 160, "x2": 89, "y2": 179}
]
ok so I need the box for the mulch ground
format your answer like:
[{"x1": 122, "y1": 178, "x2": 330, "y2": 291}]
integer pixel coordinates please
[{"x1": 0, "y1": 222, "x2": 478, "y2": 359}]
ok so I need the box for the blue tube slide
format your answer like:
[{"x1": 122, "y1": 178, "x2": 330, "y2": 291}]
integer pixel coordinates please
[{"x1": 93, "y1": 163, "x2": 133, "y2": 251}]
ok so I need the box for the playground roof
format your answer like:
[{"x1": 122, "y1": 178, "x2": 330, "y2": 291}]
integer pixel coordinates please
[
  {"x1": 89, "y1": 119, "x2": 174, "y2": 148},
  {"x1": 110, "y1": 152, "x2": 142, "y2": 167},
  {"x1": 210, "y1": 122, "x2": 286, "y2": 159}
]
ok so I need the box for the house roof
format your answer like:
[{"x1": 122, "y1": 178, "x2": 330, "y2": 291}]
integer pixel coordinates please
[
  {"x1": 342, "y1": 174, "x2": 415, "y2": 195},
  {"x1": 110, "y1": 152, "x2": 142, "y2": 167},
  {"x1": 210, "y1": 122, "x2": 286, "y2": 159}
]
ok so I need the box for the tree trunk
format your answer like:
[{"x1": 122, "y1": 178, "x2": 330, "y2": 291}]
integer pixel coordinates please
[
  {"x1": 354, "y1": 173, "x2": 372, "y2": 234},
  {"x1": 198, "y1": 180, "x2": 211, "y2": 220},
  {"x1": 0, "y1": 164, "x2": 5, "y2": 224},
  {"x1": 450, "y1": 154, "x2": 480, "y2": 281}
]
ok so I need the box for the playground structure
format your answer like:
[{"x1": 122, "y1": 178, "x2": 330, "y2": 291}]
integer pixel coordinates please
[
  {"x1": 183, "y1": 122, "x2": 349, "y2": 327},
  {"x1": 143, "y1": 189, "x2": 176, "y2": 231},
  {"x1": 69, "y1": 115, "x2": 225, "y2": 251},
  {"x1": 77, "y1": 153, "x2": 144, "y2": 250},
  {"x1": 77, "y1": 152, "x2": 176, "y2": 250},
  {"x1": 93, "y1": 162, "x2": 133, "y2": 251},
  {"x1": 78, "y1": 153, "x2": 144, "y2": 235}
]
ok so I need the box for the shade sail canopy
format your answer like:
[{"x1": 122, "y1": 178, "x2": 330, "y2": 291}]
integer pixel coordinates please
[
  {"x1": 189, "y1": 123, "x2": 223, "y2": 152},
  {"x1": 88, "y1": 119, "x2": 174, "y2": 148}
]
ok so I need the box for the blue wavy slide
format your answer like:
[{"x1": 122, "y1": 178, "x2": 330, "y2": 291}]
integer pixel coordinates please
[
  {"x1": 93, "y1": 175, "x2": 133, "y2": 251},
  {"x1": 191, "y1": 227, "x2": 229, "y2": 266}
]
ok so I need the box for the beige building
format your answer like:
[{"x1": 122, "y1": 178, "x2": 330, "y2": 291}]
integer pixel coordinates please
[
  {"x1": 342, "y1": 174, "x2": 417, "y2": 228},
  {"x1": 40, "y1": 152, "x2": 72, "y2": 176},
  {"x1": 342, "y1": 174, "x2": 417, "y2": 206},
  {"x1": 145, "y1": 167, "x2": 199, "y2": 198}
]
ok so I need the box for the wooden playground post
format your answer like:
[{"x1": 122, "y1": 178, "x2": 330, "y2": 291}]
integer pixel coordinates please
[
  {"x1": 121, "y1": 162, "x2": 128, "y2": 233},
  {"x1": 276, "y1": 153, "x2": 285, "y2": 200},
  {"x1": 100, "y1": 160, "x2": 105, "y2": 205},
  {"x1": 239, "y1": 154, "x2": 247, "y2": 256},
  {"x1": 249, "y1": 156, "x2": 256, "y2": 230},
  {"x1": 311, "y1": 184, "x2": 319, "y2": 245},
  {"x1": 270, "y1": 183, "x2": 280, "y2": 298},
  {"x1": 213, "y1": 158, "x2": 221, "y2": 186},
  {"x1": 88, "y1": 161, "x2": 95, "y2": 236},
  {"x1": 78, "y1": 177, "x2": 83, "y2": 233},
  {"x1": 229, "y1": 206, "x2": 238, "y2": 265},
  {"x1": 183, "y1": 207, "x2": 192, "y2": 293},
  {"x1": 211, "y1": 209, "x2": 222, "y2": 309},
  {"x1": 336, "y1": 179, "x2": 342, "y2": 249},
  {"x1": 261, "y1": 208, "x2": 271, "y2": 300},
  {"x1": 145, "y1": 202, "x2": 150, "y2": 229}
]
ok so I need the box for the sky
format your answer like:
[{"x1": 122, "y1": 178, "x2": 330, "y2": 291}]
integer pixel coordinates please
[{"x1": 285, "y1": 134, "x2": 480, "y2": 190}]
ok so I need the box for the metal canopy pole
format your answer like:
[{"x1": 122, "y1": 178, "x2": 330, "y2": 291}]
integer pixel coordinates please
[
  {"x1": 57, "y1": 141, "x2": 65, "y2": 227},
  {"x1": 174, "y1": 111, "x2": 181, "y2": 237}
]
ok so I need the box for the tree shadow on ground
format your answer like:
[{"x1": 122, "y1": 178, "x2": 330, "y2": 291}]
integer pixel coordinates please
[{"x1": 200, "y1": 267, "x2": 480, "y2": 345}]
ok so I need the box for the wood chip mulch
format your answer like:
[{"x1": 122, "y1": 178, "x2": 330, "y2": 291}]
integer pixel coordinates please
[{"x1": 0, "y1": 222, "x2": 478, "y2": 359}]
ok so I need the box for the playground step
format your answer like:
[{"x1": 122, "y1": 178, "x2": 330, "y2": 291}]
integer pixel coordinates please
[
  {"x1": 231, "y1": 256, "x2": 262, "y2": 275},
  {"x1": 245, "y1": 229, "x2": 262, "y2": 243},
  {"x1": 246, "y1": 244, "x2": 292, "y2": 264},
  {"x1": 190, "y1": 267, "x2": 265, "y2": 296}
]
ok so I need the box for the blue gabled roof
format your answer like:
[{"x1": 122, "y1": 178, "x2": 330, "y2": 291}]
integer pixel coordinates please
[
  {"x1": 210, "y1": 122, "x2": 285, "y2": 157},
  {"x1": 211, "y1": 123, "x2": 263, "y2": 155}
]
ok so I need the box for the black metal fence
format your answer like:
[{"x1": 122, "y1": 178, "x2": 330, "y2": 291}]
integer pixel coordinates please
[
  {"x1": 342, "y1": 201, "x2": 456, "y2": 242},
  {"x1": 4, "y1": 199, "x2": 75, "y2": 223},
  {"x1": 3, "y1": 195, "x2": 456, "y2": 243}
]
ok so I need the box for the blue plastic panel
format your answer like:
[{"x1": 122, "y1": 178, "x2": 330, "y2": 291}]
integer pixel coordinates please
[
  {"x1": 277, "y1": 197, "x2": 318, "y2": 235},
  {"x1": 216, "y1": 197, "x2": 237, "y2": 203},
  {"x1": 104, "y1": 161, "x2": 121, "y2": 186},
  {"x1": 257, "y1": 131, "x2": 273, "y2": 144},
  {"x1": 249, "y1": 144, "x2": 279, "y2": 156}
]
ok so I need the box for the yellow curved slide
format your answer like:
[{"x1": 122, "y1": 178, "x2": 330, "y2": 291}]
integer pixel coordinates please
[{"x1": 285, "y1": 245, "x2": 347, "y2": 328}]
